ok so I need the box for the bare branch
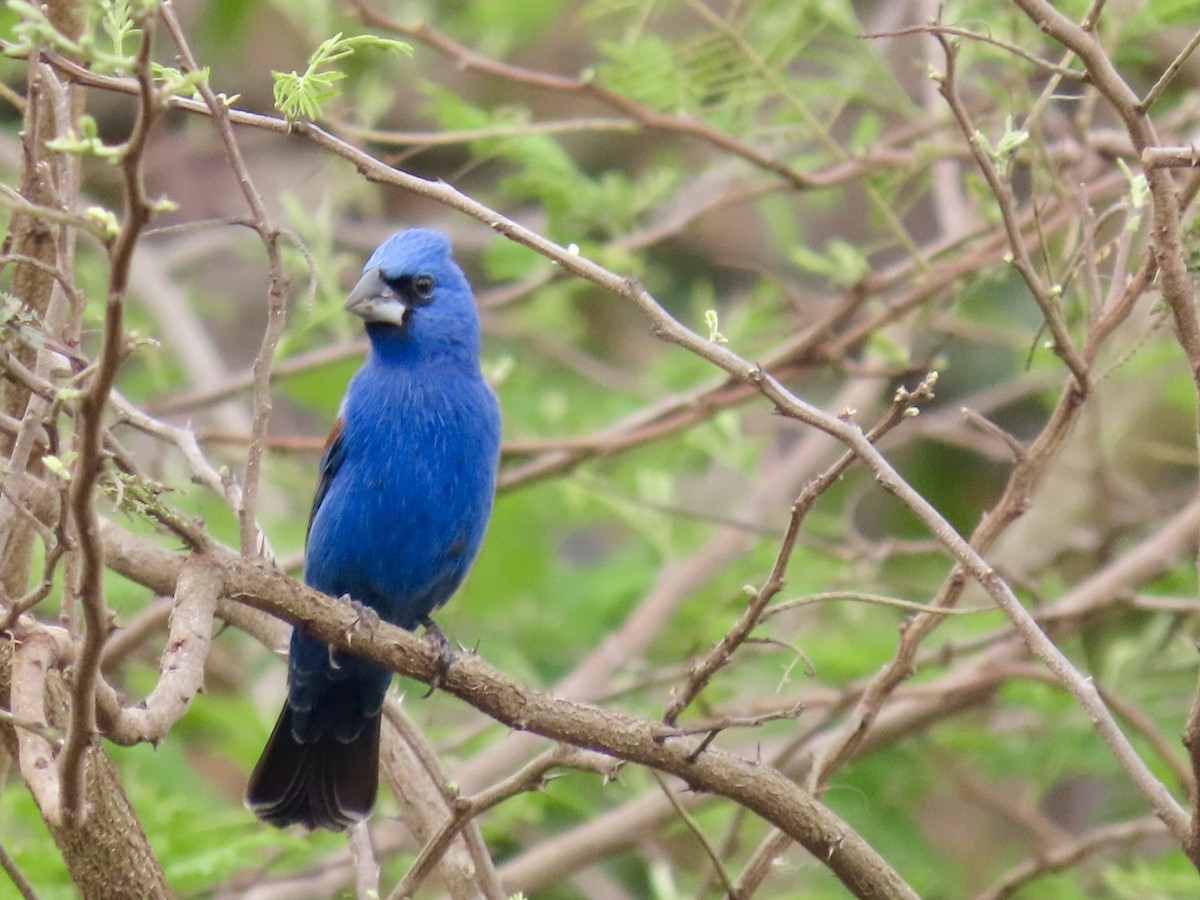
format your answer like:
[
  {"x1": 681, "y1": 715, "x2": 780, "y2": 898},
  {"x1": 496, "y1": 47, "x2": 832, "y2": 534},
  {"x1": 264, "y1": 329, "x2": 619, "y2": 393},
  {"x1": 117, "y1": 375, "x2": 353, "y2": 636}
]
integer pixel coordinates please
[
  {"x1": 348, "y1": 0, "x2": 824, "y2": 191},
  {"x1": 663, "y1": 372, "x2": 938, "y2": 726},
  {"x1": 158, "y1": 0, "x2": 288, "y2": 559},
  {"x1": 652, "y1": 770, "x2": 739, "y2": 898},
  {"x1": 1009, "y1": 0, "x2": 1200, "y2": 380},
  {"x1": 975, "y1": 816, "x2": 1168, "y2": 900},
  {"x1": 862, "y1": 23, "x2": 1088, "y2": 78},
  {"x1": 1142, "y1": 27, "x2": 1200, "y2": 112},
  {"x1": 60, "y1": 22, "x2": 161, "y2": 825},
  {"x1": 0, "y1": 838, "x2": 39, "y2": 900},
  {"x1": 94, "y1": 555, "x2": 220, "y2": 746},
  {"x1": 380, "y1": 700, "x2": 504, "y2": 899},
  {"x1": 224, "y1": 549, "x2": 920, "y2": 900},
  {"x1": 10, "y1": 627, "x2": 68, "y2": 820},
  {"x1": 932, "y1": 30, "x2": 1089, "y2": 386},
  {"x1": 386, "y1": 747, "x2": 592, "y2": 900}
]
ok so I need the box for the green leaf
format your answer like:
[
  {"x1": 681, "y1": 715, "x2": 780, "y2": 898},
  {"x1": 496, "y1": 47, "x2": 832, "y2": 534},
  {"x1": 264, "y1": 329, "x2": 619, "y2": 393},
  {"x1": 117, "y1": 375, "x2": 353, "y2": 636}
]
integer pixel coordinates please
[
  {"x1": 704, "y1": 309, "x2": 728, "y2": 344},
  {"x1": 272, "y1": 32, "x2": 411, "y2": 123},
  {"x1": 42, "y1": 452, "x2": 77, "y2": 481},
  {"x1": 790, "y1": 238, "x2": 868, "y2": 286}
]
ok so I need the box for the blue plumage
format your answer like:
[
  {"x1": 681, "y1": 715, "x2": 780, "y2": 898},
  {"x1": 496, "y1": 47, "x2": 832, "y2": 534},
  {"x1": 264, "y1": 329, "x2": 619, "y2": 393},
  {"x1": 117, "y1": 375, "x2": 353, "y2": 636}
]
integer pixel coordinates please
[{"x1": 246, "y1": 228, "x2": 501, "y2": 830}]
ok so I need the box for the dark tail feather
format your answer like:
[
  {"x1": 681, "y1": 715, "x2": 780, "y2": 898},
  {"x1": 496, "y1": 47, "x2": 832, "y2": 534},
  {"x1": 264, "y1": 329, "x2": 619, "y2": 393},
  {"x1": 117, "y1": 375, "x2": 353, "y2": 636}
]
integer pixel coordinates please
[{"x1": 245, "y1": 701, "x2": 381, "y2": 831}]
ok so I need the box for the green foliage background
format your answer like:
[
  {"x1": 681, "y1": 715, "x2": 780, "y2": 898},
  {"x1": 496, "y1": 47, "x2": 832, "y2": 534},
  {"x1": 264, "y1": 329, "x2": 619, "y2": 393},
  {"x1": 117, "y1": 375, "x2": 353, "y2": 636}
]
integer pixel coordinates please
[{"x1": 2, "y1": 0, "x2": 1200, "y2": 897}]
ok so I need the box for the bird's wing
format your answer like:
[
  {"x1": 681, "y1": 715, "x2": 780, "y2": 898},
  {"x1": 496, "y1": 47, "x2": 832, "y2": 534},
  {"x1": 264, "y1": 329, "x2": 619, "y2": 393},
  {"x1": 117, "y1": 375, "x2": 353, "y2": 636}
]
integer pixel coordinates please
[{"x1": 307, "y1": 415, "x2": 346, "y2": 543}]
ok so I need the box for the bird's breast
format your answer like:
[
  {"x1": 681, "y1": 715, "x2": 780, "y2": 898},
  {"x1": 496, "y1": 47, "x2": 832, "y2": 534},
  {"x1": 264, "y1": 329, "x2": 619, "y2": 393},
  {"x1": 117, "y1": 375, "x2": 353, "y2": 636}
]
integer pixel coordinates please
[{"x1": 302, "y1": 368, "x2": 499, "y2": 627}]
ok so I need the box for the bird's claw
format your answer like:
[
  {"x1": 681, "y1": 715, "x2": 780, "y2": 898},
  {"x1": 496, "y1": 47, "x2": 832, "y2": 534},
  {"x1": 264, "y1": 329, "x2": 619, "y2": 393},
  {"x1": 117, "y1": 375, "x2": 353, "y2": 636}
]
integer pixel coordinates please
[
  {"x1": 339, "y1": 593, "x2": 380, "y2": 639},
  {"x1": 421, "y1": 617, "x2": 455, "y2": 697}
]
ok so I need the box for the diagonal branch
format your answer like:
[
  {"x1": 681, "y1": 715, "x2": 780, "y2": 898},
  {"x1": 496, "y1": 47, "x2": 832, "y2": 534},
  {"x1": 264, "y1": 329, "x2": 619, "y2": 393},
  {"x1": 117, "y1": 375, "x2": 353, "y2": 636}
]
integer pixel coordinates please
[
  {"x1": 933, "y1": 31, "x2": 1089, "y2": 387},
  {"x1": 662, "y1": 372, "x2": 939, "y2": 726},
  {"x1": 1008, "y1": 0, "x2": 1200, "y2": 381},
  {"x1": 222, "y1": 550, "x2": 918, "y2": 900},
  {"x1": 348, "y1": 0, "x2": 822, "y2": 190}
]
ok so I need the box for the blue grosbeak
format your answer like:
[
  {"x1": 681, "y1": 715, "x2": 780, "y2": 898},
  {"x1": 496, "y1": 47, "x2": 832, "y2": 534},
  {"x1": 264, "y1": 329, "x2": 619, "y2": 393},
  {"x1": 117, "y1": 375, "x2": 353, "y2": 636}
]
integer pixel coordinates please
[{"x1": 246, "y1": 228, "x2": 501, "y2": 830}]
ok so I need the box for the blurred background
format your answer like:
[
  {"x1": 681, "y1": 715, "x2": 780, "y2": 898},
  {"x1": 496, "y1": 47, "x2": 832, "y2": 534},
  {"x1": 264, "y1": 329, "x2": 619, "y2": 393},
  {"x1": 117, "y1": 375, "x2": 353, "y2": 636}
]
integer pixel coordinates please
[{"x1": 3, "y1": 0, "x2": 1200, "y2": 897}]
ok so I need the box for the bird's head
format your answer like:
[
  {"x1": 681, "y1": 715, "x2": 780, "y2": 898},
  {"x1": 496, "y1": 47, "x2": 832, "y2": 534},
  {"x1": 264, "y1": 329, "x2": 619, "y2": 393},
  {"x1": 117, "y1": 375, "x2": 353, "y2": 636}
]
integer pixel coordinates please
[{"x1": 345, "y1": 228, "x2": 480, "y2": 360}]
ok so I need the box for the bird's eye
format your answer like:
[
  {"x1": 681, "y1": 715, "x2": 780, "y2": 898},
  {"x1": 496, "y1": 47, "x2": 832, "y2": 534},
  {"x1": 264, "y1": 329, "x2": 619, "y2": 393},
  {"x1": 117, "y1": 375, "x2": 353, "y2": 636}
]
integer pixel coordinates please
[{"x1": 413, "y1": 274, "x2": 435, "y2": 298}]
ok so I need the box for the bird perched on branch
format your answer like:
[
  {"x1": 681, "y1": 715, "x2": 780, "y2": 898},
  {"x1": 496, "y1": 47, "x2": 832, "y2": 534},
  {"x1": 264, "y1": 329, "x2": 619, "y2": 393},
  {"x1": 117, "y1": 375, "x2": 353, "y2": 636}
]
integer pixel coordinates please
[{"x1": 245, "y1": 228, "x2": 501, "y2": 830}]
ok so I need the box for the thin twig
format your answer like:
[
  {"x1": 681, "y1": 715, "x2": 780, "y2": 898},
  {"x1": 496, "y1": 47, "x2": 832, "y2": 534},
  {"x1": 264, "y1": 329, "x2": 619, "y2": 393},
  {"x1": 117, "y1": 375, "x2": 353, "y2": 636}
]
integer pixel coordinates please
[
  {"x1": 662, "y1": 372, "x2": 938, "y2": 726},
  {"x1": 933, "y1": 30, "x2": 1089, "y2": 386},
  {"x1": 159, "y1": 0, "x2": 289, "y2": 559},
  {"x1": 975, "y1": 816, "x2": 1167, "y2": 900},
  {"x1": 0, "y1": 838, "x2": 39, "y2": 900},
  {"x1": 332, "y1": 115, "x2": 638, "y2": 147},
  {"x1": 1009, "y1": 0, "x2": 1200, "y2": 379},
  {"x1": 348, "y1": 0, "x2": 821, "y2": 191},
  {"x1": 0, "y1": 706, "x2": 62, "y2": 747},
  {"x1": 651, "y1": 771, "x2": 739, "y2": 898},
  {"x1": 140, "y1": 338, "x2": 367, "y2": 418},
  {"x1": 108, "y1": 390, "x2": 243, "y2": 510},
  {"x1": 59, "y1": 23, "x2": 160, "y2": 825},
  {"x1": 387, "y1": 747, "x2": 608, "y2": 900},
  {"x1": 381, "y1": 699, "x2": 505, "y2": 898},
  {"x1": 732, "y1": 828, "x2": 792, "y2": 897},
  {"x1": 862, "y1": 23, "x2": 1086, "y2": 78},
  {"x1": 1141, "y1": 27, "x2": 1200, "y2": 112},
  {"x1": 761, "y1": 590, "x2": 989, "y2": 622}
]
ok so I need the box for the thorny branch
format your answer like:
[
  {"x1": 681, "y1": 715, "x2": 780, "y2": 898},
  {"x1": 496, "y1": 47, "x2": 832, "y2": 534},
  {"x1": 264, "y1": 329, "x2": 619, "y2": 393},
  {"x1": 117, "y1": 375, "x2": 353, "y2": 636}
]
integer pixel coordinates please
[{"x1": 221, "y1": 551, "x2": 920, "y2": 900}]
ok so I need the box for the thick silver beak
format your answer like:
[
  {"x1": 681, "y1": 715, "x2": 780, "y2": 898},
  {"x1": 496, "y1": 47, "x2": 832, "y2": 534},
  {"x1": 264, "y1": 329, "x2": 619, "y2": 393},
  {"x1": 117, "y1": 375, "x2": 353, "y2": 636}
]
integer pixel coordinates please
[{"x1": 344, "y1": 267, "x2": 408, "y2": 326}]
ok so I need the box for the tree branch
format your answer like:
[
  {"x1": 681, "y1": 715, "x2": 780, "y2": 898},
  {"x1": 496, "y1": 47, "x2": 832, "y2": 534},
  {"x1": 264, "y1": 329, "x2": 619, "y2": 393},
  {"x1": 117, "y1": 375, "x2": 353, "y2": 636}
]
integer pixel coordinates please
[
  {"x1": 159, "y1": 0, "x2": 289, "y2": 560},
  {"x1": 93, "y1": 555, "x2": 220, "y2": 745},
  {"x1": 219, "y1": 548, "x2": 918, "y2": 899},
  {"x1": 59, "y1": 21, "x2": 160, "y2": 825}
]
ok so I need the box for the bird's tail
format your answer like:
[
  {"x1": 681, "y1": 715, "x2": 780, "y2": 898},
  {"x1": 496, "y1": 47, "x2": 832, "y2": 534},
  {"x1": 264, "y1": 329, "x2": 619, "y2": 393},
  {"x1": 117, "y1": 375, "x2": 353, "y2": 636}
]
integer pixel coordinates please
[{"x1": 244, "y1": 700, "x2": 381, "y2": 831}]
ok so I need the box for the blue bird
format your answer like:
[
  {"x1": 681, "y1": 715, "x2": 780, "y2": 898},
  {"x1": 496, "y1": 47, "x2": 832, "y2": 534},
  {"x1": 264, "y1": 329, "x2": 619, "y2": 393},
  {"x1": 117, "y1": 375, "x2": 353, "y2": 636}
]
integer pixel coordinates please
[{"x1": 245, "y1": 228, "x2": 501, "y2": 830}]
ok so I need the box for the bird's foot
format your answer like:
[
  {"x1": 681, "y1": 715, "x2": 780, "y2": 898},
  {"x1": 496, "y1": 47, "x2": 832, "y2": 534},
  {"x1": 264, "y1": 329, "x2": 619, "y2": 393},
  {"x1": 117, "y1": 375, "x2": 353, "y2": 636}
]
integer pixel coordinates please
[
  {"x1": 339, "y1": 593, "x2": 380, "y2": 642},
  {"x1": 421, "y1": 617, "x2": 455, "y2": 697}
]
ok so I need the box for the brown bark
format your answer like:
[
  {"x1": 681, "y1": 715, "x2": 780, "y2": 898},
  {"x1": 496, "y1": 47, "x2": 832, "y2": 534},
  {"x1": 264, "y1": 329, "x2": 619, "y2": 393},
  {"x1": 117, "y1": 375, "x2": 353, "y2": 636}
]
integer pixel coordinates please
[
  {"x1": 0, "y1": 640, "x2": 173, "y2": 898},
  {"x1": 0, "y1": 3, "x2": 172, "y2": 896}
]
